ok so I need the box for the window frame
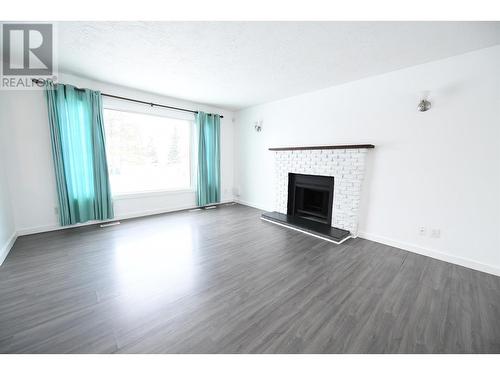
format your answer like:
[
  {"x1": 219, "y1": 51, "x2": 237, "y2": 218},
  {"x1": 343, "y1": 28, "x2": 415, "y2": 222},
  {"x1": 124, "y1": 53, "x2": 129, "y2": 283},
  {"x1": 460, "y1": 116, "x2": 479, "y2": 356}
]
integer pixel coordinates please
[{"x1": 102, "y1": 106, "x2": 195, "y2": 198}]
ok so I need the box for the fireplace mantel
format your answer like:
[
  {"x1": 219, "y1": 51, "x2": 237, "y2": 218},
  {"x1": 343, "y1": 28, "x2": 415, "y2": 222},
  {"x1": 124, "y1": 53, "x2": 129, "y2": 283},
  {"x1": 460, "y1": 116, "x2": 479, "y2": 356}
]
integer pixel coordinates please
[{"x1": 268, "y1": 144, "x2": 375, "y2": 151}]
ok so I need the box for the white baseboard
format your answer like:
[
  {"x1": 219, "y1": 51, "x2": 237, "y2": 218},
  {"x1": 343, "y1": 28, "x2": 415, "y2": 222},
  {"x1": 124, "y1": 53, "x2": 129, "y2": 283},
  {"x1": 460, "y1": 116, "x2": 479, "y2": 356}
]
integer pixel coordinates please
[
  {"x1": 358, "y1": 231, "x2": 500, "y2": 277},
  {"x1": 16, "y1": 199, "x2": 235, "y2": 236},
  {"x1": 233, "y1": 198, "x2": 270, "y2": 212},
  {"x1": 0, "y1": 232, "x2": 17, "y2": 266}
]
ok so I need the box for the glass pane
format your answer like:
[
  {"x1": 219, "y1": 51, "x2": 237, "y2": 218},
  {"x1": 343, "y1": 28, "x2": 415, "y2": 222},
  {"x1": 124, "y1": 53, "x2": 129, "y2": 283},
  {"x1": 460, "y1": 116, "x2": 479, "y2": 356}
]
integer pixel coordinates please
[{"x1": 103, "y1": 109, "x2": 191, "y2": 195}]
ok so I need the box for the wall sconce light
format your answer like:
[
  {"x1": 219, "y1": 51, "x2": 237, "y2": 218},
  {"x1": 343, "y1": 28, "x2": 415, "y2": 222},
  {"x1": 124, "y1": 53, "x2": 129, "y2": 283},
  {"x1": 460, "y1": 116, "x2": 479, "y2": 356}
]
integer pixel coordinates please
[
  {"x1": 417, "y1": 99, "x2": 431, "y2": 112},
  {"x1": 254, "y1": 120, "x2": 263, "y2": 132},
  {"x1": 417, "y1": 91, "x2": 431, "y2": 112}
]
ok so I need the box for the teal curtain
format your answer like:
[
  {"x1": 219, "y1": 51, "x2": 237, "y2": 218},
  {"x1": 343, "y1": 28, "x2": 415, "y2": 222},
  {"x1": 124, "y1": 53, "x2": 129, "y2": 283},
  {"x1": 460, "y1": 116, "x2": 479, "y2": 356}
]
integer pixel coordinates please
[
  {"x1": 45, "y1": 82, "x2": 114, "y2": 226},
  {"x1": 196, "y1": 112, "x2": 221, "y2": 206}
]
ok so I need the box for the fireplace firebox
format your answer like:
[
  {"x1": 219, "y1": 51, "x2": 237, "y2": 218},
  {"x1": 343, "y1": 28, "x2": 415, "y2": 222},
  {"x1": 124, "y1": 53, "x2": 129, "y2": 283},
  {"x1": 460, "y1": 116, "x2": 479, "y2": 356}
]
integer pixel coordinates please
[{"x1": 287, "y1": 173, "x2": 334, "y2": 225}]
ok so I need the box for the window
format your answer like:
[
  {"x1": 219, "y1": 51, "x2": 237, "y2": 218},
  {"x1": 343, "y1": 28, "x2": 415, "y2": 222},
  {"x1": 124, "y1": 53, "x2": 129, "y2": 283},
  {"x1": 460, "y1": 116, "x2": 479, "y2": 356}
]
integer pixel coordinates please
[{"x1": 103, "y1": 109, "x2": 192, "y2": 196}]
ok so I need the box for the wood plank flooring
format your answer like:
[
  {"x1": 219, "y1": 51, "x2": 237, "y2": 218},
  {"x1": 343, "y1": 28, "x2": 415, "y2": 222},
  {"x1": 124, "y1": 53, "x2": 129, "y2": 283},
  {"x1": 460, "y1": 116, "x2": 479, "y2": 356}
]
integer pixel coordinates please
[{"x1": 1, "y1": 204, "x2": 499, "y2": 353}]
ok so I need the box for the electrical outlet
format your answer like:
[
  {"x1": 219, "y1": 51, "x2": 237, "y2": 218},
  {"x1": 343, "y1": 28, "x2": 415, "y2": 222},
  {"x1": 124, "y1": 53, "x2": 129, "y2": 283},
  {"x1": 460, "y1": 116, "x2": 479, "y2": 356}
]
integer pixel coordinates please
[
  {"x1": 418, "y1": 226, "x2": 426, "y2": 236},
  {"x1": 430, "y1": 229, "x2": 441, "y2": 238}
]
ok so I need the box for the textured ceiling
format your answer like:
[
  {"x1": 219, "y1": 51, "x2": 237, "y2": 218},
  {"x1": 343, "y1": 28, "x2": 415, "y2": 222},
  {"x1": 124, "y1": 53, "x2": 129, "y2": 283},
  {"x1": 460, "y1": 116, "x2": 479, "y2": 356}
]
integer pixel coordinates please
[{"x1": 56, "y1": 22, "x2": 500, "y2": 110}]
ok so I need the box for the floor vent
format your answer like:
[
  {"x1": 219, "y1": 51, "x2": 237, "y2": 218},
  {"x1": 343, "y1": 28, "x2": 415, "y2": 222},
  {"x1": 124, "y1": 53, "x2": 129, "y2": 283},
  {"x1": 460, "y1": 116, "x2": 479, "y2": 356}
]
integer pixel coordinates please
[{"x1": 100, "y1": 221, "x2": 121, "y2": 228}]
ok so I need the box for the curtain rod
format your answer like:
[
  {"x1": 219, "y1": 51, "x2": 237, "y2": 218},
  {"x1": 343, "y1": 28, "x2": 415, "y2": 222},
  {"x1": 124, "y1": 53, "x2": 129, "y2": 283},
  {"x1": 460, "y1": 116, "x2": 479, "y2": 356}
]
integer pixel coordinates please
[{"x1": 31, "y1": 79, "x2": 224, "y2": 118}]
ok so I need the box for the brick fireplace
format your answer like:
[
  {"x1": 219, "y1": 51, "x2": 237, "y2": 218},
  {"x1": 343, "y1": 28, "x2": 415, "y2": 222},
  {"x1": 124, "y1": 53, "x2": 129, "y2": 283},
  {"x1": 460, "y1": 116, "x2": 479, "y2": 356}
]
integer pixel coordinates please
[{"x1": 262, "y1": 144, "x2": 374, "y2": 241}]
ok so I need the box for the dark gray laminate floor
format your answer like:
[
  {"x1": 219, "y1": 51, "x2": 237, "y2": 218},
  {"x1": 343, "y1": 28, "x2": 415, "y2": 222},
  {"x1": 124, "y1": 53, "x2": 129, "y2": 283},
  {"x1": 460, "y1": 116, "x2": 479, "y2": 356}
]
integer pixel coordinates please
[{"x1": 1, "y1": 204, "x2": 499, "y2": 353}]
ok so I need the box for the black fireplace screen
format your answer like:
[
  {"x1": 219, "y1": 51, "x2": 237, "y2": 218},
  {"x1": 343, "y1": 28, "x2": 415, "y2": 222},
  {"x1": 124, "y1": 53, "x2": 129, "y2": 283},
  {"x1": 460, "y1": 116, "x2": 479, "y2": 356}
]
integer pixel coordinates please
[{"x1": 287, "y1": 173, "x2": 334, "y2": 224}]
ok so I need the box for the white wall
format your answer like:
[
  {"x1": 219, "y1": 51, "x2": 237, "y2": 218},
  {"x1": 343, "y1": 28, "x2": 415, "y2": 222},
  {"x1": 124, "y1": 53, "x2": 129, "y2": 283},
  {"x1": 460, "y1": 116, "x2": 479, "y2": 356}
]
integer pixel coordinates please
[
  {"x1": 0, "y1": 121, "x2": 16, "y2": 265},
  {"x1": 234, "y1": 45, "x2": 500, "y2": 275},
  {"x1": 0, "y1": 72, "x2": 235, "y2": 235}
]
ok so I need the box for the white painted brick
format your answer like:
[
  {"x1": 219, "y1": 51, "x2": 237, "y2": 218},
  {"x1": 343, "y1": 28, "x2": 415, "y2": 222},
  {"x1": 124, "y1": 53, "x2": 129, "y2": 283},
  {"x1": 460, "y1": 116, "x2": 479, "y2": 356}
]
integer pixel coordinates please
[{"x1": 273, "y1": 148, "x2": 368, "y2": 236}]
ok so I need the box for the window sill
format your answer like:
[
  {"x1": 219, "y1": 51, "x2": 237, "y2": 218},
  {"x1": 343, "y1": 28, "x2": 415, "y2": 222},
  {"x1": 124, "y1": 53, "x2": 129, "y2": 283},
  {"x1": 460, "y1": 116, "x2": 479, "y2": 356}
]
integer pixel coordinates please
[{"x1": 113, "y1": 189, "x2": 195, "y2": 200}]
